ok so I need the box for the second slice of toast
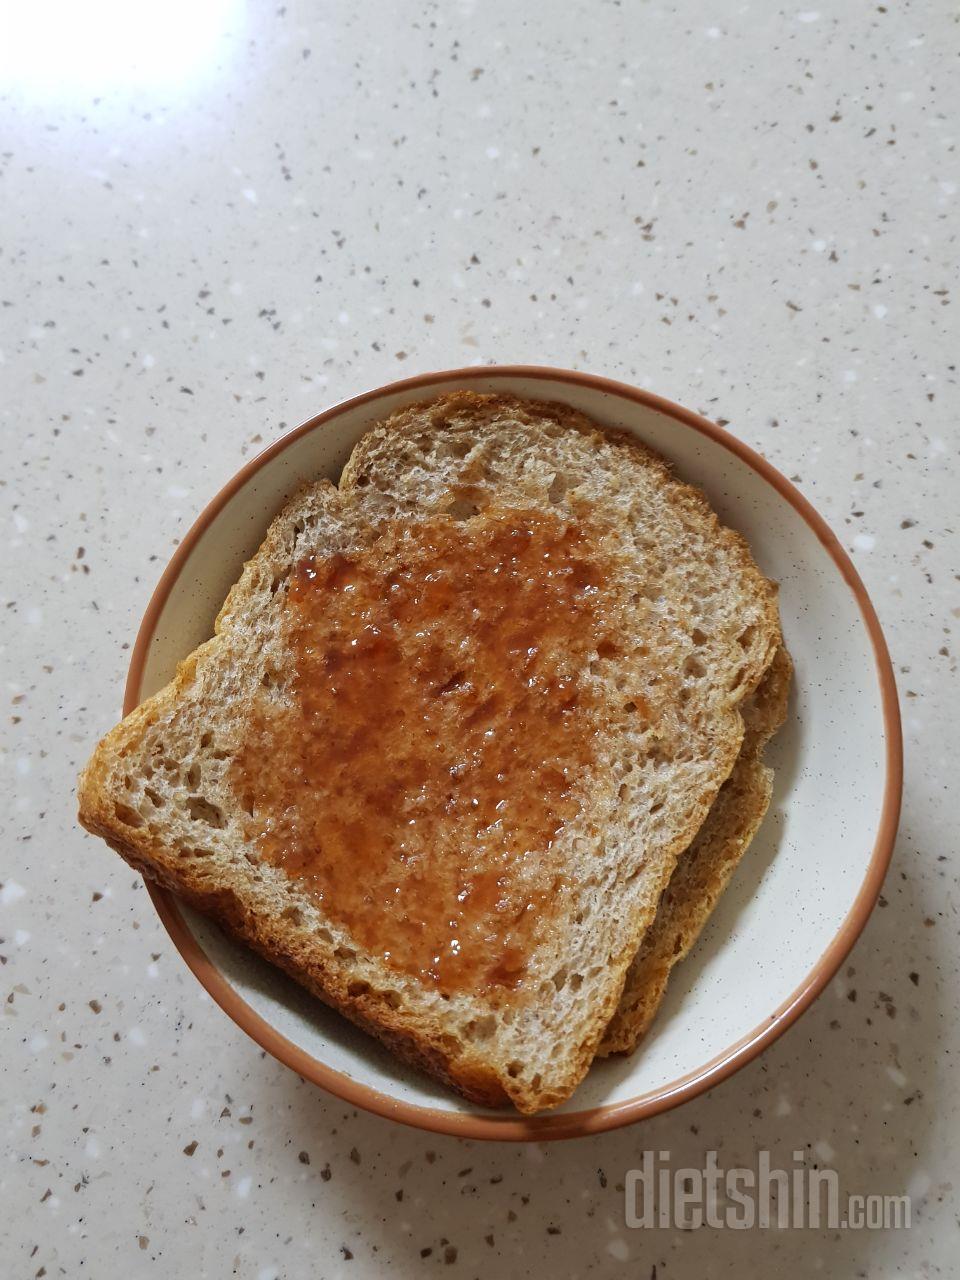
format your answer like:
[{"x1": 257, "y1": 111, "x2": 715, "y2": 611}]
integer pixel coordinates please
[{"x1": 599, "y1": 644, "x2": 792, "y2": 1054}]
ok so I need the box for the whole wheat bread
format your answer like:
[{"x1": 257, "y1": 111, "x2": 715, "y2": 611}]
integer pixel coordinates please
[{"x1": 78, "y1": 391, "x2": 781, "y2": 1113}]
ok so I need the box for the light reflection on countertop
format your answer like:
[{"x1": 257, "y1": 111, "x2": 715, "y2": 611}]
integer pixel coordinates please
[{"x1": 0, "y1": 0, "x2": 244, "y2": 99}]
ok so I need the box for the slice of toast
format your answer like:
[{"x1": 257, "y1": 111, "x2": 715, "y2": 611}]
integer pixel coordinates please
[
  {"x1": 78, "y1": 391, "x2": 781, "y2": 1113},
  {"x1": 598, "y1": 644, "x2": 792, "y2": 1055}
]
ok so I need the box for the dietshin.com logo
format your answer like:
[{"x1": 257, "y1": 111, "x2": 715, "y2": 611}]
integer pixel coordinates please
[{"x1": 624, "y1": 1151, "x2": 911, "y2": 1230}]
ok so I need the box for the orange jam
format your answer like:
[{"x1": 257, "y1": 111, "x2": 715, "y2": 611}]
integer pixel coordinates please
[{"x1": 231, "y1": 506, "x2": 614, "y2": 995}]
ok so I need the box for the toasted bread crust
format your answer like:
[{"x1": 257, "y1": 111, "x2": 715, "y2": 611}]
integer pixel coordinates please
[
  {"x1": 341, "y1": 392, "x2": 781, "y2": 703},
  {"x1": 78, "y1": 725, "x2": 512, "y2": 1109}
]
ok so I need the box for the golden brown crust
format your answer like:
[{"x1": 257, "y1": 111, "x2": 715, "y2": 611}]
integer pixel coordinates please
[
  {"x1": 343, "y1": 391, "x2": 782, "y2": 705},
  {"x1": 78, "y1": 806, "x2": 514, "y2": 1109}
]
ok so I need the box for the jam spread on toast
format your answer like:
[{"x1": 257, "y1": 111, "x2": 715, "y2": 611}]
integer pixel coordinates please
[{"x1": 232, "y1": 506, "x2": 613, "y2": 995}]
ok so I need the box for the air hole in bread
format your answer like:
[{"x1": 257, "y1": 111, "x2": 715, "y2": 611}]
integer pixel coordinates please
[
  {"x1": 269, "y1": 573, "x2": 288, "y2": 595},
  {"x1": 280, "y1": 905, "x2": 303, "y2": 925},
  {"x1": 122, "y1": 774, "x2": 133, "y2": 791},
  {"x1": 568, "y1": 973, "x2": 583, "y2": 992},
  {"x1": 464, "y1": 1015, "x2": 496, "y2": 1041},
  {"x1": 113, "y1": 802, "x2": 143, "y2": 828},
  {"x1": 334, "y1": 945, "x2": 357, "y2": 961},
  {"x1": 186, "y1": 763, "x2": 201, "y2": 789},
  {"x1": 382, "y1": 990, "x2": 402, "y2": 1009},
  {"x1": 530, "y1": 1073, "x2": 542, "y2": 1091},
  {"x1": 691, "y1": 627, "x2": 708, "y2": 646},
  {"x1": 444, "y1": 495, "x2": 480, "y2": 521},
  {"x1": 618, "y1": 782, "x2": 629, "y2": 802},
  {"x1": 443, "y1": 438, "x2": 472, "y2": 460},
  {"x1": 199, "y1": 732, "x2": 213, "y2": 748},
  {"x1": 184, "y1": 846, "x2": 212, "y2": 859},
  {"x1": 506, "y1": 1060, "x2": 523, "y2": 1079},
  {"x1": 547, "y1": 471, "x2": 568, "y2": 504},
  {"x1": 186, "y1": 795, "x2": 225, "y2": 828},
  {"x1": 552, "y1": 967, "x2": 568, "y2": 992},
  {"x1": 347, "y1": 979, "x2": 371, "y2": 997},
  {"x1": 683, "y1": 655, "x2": 706, "y2": 680},
  {"x1": 649, "y1": 801, "x2": 664, "y2": 815},
  {"x1": 432, "y1": 670, "x2": 466, "y2": 697},
  {"x1": 597, "y1": 639, "x2": 621, "y2": 660},
  {"x1": 317, "y1": 928, "x2": 334, "y2": 944},
  {"x1": 144, "y1": 786, "x2": 162, "y2": 808},
  {"x1": 738, "y1": 624, "x2": 756, "y2": 649}
]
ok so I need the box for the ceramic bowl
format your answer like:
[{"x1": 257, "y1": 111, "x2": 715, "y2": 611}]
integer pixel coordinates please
[{"x1": 126, "y1": 366, "x2": 901, "y2": 1140}]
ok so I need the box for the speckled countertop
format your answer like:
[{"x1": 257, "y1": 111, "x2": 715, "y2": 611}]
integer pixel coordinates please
[{"x1": 2, "y1": 1, "x2": 956, "y2": 1275}]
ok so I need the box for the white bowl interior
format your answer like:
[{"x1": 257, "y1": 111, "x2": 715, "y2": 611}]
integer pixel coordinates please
[{"x1": 139, "y1": 373, "x2": 888, "y2": 1118}]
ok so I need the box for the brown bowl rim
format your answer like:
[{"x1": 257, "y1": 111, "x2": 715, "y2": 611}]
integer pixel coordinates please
[{"x1": 124, "y1": 364, "x2": 902, "y2": 1141}]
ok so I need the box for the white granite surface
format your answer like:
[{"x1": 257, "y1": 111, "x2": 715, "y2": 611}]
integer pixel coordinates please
[{"x1": 2, "y1": 1, "x2": 956, "y2": 1275}]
